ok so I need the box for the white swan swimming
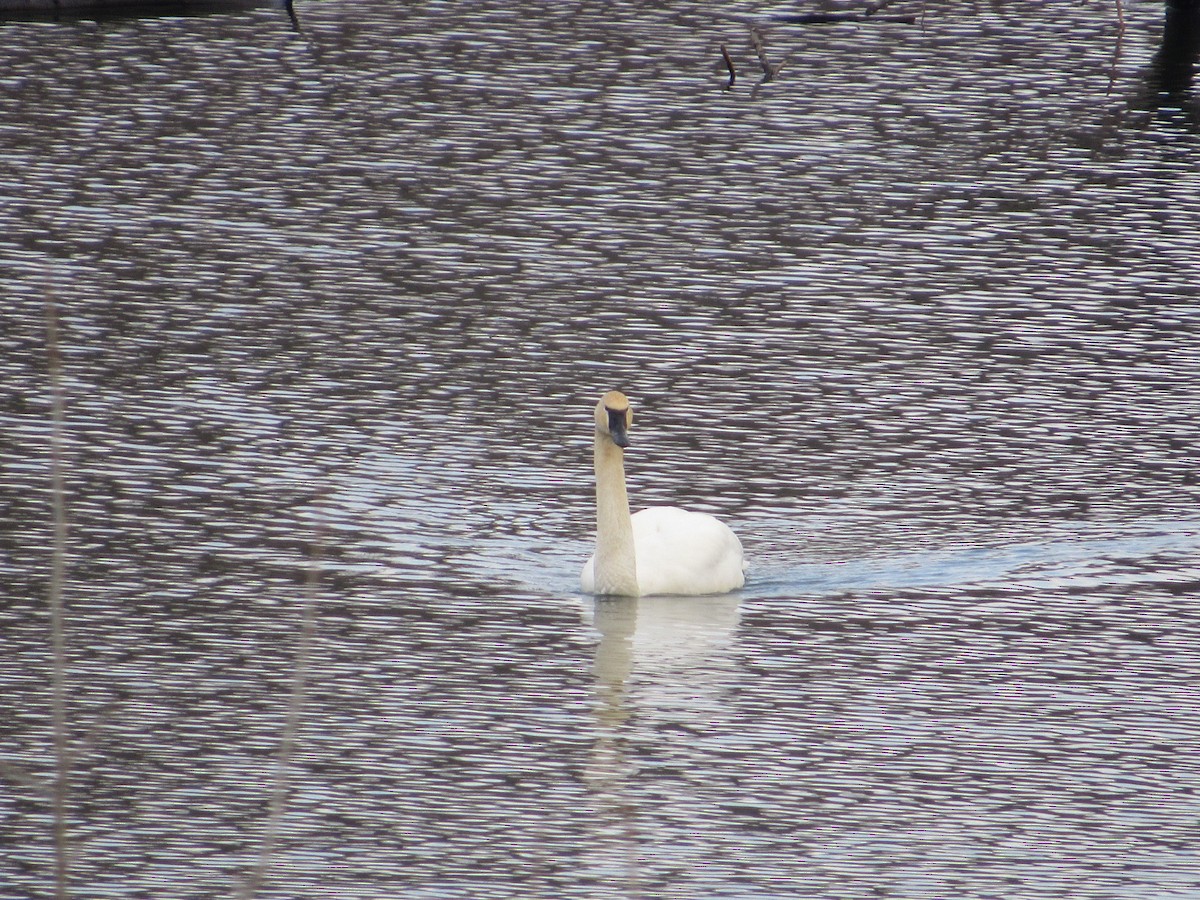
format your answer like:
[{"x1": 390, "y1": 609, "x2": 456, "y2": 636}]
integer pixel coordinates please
[{"x1": 581, "y1": 390, "x2": 746, "y2": 597}]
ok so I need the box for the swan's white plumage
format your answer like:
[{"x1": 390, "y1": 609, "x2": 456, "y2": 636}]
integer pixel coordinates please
[
  {"x1": 582, "y1": 506, "x2": 745, "y2": 597},
  {"x1": 581, "y1": 391, "x2": 745, "y2": 597}
]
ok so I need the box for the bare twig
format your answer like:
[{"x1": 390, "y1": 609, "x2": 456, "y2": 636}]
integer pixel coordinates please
[
  {"x1": 1107, "y1": 0, "x2": 1125, "y2": 95},
  {"x1": 720, "y1": 44, "x2": 736, "y2": 89},
  {"x1": 45, "y1": 292, "x2": 70, "y2": 900},
  {"x1": 771, "y1": 11, "x2": 916, "y2": 24},
  {"x1": 749, "y1": 27, "x2": 790, "y2": 84},
  {"x1": 750, "y1": 27, "x2": 773, "y2": 80},
  {"x1": 238, "y1": 515, "x2": 322, "y2": 899}
]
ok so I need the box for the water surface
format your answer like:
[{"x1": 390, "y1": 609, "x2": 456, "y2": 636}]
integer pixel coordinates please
[{"x1": 2, "y1": 1, "x2": 1200, "y2": 897}]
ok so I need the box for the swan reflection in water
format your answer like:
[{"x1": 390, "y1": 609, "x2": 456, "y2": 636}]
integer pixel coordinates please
[{"x1": 580, "y1": 592, "x2": 742, "y2": 889}]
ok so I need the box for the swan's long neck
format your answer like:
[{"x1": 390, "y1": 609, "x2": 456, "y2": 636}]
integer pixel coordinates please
[{"x1": 593, "y1": 431, "x2": 639, "y2": 596}]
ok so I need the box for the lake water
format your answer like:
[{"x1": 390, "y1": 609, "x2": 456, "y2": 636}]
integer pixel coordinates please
[{"x1": 2, "y1": 1, "x2": 1200, "y2": 897}]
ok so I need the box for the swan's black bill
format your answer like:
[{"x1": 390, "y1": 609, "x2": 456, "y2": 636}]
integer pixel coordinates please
[{"x1": 607, "y1": 408, "x2": 630, "y2": 448}]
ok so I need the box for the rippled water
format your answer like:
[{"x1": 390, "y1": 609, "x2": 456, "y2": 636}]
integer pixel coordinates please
[{"x1": 3, "y1": 1, "x2": 1200, "y2": 897}]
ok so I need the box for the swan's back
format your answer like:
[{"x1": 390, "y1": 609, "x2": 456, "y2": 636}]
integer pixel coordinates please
[{"x1": 629, "y1": 506, "x2": 745, "y2": 596}]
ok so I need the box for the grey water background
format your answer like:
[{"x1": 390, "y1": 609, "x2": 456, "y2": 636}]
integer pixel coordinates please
[{"x1": 3, "y1": 0, "x2": 1200, "y2": 896}]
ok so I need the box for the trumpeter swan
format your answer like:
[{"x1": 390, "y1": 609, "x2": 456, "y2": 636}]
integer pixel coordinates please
[{"x1": 580, "y1": 390, "x2": 745, "y2": 597}]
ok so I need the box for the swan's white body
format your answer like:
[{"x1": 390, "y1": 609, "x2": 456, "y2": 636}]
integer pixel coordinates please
[
  {"x1": 581, "y1": 505, "x2": 746, "y2": 597},
  {"x1": 581, "y1": 391, "x2": 745, "y2": 597}
]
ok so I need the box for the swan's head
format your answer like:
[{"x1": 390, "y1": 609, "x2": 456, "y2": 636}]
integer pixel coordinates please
[{"x1": 595, "y1": 390, "x2": 632, "y2": 449}]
